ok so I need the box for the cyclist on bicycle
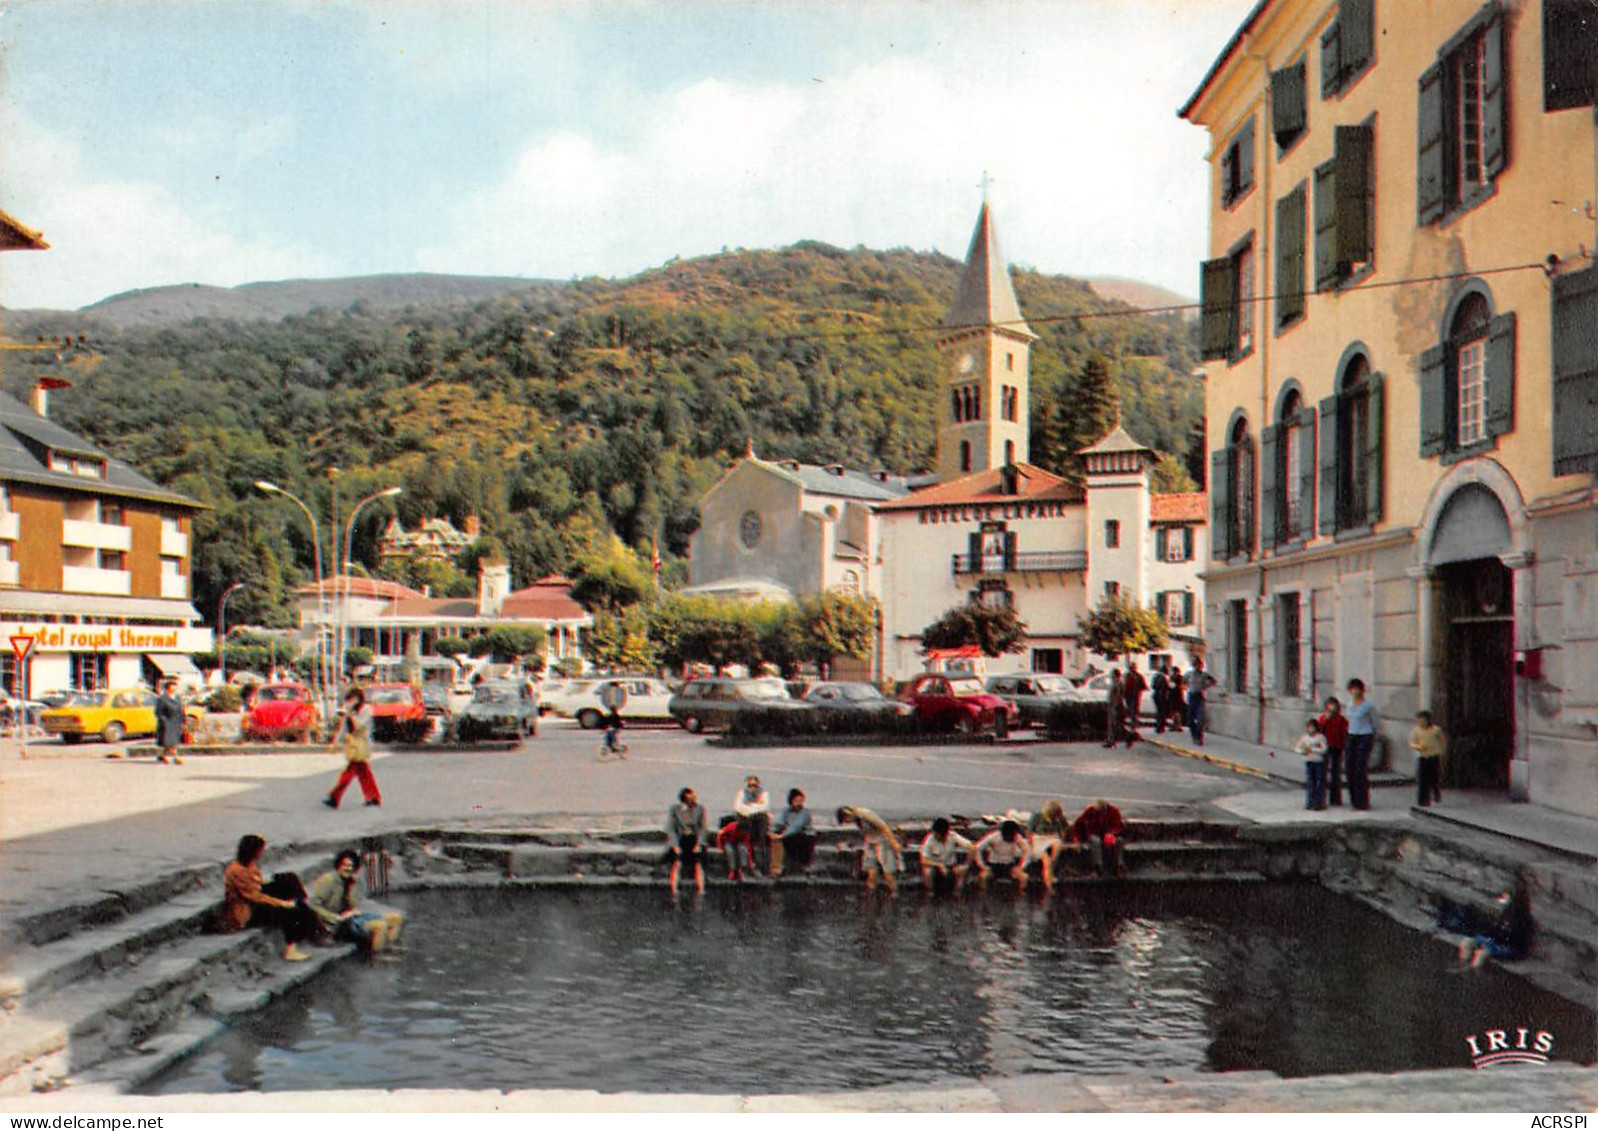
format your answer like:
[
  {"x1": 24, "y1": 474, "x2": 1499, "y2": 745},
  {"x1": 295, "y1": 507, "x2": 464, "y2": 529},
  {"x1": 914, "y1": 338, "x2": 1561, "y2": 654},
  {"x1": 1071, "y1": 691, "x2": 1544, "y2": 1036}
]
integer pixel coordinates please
[{"x1": 601, "y1": 705, "x2": 626, "y2": 758}]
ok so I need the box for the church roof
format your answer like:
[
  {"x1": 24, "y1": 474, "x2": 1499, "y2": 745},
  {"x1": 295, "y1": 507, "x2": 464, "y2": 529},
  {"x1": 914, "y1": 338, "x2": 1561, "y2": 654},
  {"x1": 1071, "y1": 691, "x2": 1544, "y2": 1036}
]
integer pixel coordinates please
[
  {"x1": 941, "y1": 202, "x2": 1035, "y2": 340},
  {"x1": 875, "y1": 462, "x2": 1084, "y2": 511}
]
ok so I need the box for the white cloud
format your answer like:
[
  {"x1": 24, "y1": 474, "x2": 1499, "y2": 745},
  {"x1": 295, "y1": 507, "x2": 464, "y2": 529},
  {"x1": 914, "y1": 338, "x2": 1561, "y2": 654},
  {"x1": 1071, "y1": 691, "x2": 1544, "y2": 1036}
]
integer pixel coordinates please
[{"x1": 0, "y1": 112, "x2": 334, "y2": 310}]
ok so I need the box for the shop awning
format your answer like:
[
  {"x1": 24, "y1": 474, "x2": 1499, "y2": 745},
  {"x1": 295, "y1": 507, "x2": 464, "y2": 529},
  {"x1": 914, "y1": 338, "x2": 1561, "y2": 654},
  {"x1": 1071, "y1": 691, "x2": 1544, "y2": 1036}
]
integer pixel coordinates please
[
  {"x1": 0, "y1": 591, "x2": 202, "y2": 622},
  {"x1": 147, "y1": 653, "x2": 202, "y2": 677},
  {"x1": 924, "y1": 645, "x2": 984, "y2": 660}
]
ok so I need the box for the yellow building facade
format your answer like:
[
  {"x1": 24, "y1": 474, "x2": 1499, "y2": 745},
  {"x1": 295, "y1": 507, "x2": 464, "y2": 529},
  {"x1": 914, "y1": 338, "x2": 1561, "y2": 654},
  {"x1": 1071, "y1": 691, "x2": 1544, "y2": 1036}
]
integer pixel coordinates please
[{"x1": 1183, "y1": 0, "x2": 1598, "y2": 815}]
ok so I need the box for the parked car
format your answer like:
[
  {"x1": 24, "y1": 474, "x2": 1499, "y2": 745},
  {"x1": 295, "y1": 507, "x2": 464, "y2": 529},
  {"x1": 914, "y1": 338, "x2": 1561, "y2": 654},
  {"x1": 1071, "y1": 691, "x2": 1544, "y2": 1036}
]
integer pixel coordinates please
[
  {"x1": 537, "y1": 678, "x2": 602, "y2": 718},
  {"x1": 418, "y1": 682, "x2": 453, "y2": 723},
  {"x1": 39, "y1": 688, "x2": 204, "y2": 744},
  {"x1": 896, "y1": 673, "x2": 1015, "y2": 736},
  {"x1": 565, "y1": 677, "x2": 676, "y2": 729},
  {"x1": 241, "y1": 682, "x2": 320, "y2": 743},
  {"x1": 984, "y1": 673, "x2": 1082, "y2": 728},
  {"x1": 451, "y1": 679, "x2": 539, "y2": 743},
  {"x1": 668, "y1": 678, "x2": 812, "y2": 733},
  {"x1": 1072, "y1": 671, "x2": 1115, "y2": 702},
  {"x1": 364, "y1": 683, "x2": 432, "y2": 744},
  {"x1": 802, "y1": 681, "x2": 912, "y2": 718}
]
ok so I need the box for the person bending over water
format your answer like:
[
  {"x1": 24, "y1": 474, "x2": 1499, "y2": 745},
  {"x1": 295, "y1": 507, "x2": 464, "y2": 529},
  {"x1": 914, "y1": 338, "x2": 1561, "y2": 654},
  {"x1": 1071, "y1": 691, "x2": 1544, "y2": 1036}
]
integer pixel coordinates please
[{"x1": 837, "y1": 806, "x2": 902, "y2": 894}]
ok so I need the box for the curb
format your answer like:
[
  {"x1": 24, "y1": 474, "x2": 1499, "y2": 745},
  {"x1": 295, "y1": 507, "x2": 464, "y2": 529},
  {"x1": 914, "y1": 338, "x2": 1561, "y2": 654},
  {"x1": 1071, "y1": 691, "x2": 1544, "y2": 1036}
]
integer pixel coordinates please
[{"x1": 1141, "y1": 735, "x2": 1275, "y2": 781}]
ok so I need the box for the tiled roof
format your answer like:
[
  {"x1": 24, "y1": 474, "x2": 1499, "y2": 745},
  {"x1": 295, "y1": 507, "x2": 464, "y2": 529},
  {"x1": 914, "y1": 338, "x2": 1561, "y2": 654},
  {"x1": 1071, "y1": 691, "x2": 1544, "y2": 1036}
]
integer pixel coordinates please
[
  {"x1": 298, "y1": 575, "x2": 423, "y2": 600},
  {"x1": 0, "y1": 391, "x2": 202, "y2": 509},
  {"x1": 0, "y1": 207, "x2": 48, "y2": 251},
  {"x1": 875, "y1": 463, "x2": 1084, "y2": 511},
  {"x1": 1151, "y1": 493, "x2": 1207, "y2": 523},
  {"x1": 392, "y1": 597, "x2": 479, "y2": 618},
  {"x1": 499, "y1": 589, "x2": 589, "y2": 622},
  {"x1": 1080, "y1": 423, "x2": 1155, "y2": 455}
]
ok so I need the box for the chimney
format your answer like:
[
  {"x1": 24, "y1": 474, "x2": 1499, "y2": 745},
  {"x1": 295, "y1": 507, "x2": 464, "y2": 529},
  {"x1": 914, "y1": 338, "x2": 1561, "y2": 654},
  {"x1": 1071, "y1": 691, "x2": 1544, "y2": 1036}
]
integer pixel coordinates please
[
  {"x1": 464, "y1": 515, "x2": 481, "y2": 536},
  {"x1": 477, "y1": 561, "x2": 511, "y2": 617},
  {"x1": 31, "y1": 377, "x2": 71, "y2": 417},
  {"x1": 827, "y1": 464, "x2": 844, "y2": 476}
]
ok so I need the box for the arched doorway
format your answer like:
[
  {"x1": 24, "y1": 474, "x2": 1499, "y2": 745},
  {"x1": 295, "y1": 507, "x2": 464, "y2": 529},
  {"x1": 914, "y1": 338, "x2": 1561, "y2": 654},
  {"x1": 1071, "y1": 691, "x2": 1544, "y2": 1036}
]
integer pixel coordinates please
[{"x1": 1429, "y1": 484, "x2": 1514, "y2": 790}]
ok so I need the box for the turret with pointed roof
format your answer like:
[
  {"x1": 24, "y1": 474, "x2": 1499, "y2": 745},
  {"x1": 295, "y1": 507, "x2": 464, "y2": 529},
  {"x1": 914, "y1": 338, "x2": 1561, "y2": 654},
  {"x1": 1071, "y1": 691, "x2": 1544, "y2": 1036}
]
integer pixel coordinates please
[{"x1": 936, "y1": 200, "x2": 1035, "y2": 481}]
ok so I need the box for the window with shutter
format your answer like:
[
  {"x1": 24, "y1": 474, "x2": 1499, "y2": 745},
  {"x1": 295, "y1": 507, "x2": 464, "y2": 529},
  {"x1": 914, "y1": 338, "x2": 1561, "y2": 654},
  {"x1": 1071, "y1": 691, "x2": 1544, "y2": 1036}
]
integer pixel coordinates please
[
  {"x1": 1420, "y1": 3, "x2": 1511, "y2": 226},
  {"x1": 1220, "y1": 119, "x2": 1255, "y2": 209},
  {"x1": 1321, "y1": 22, "x2": 1343, "y2": 99},
  {"x1": 1276, "y1": 184, "x2": 1307, "y2": 328},
  {"x1": 1552, "y1": 265, "x2": 1598, "y2": 476},
  {"x1": 1313, "y1": 160, "x2": 1338, "y2": 292},
  {"x1": 1272, "y1": 61, "x2": 1308, "y2": 150},
  {"x1": 1484, "y1": 312, "x2": 1516, "y2": 439},
  {"x1": 1334, "y1": 124, "x2": 1373, "y2": 274},
  {"x1": 1362, "y1": 375, "x2": 1385, "y2": 527},
  {"x1": 1297, "y1": 406, "x2": 1317, "y2": 535},
  {"x1": 1200, "y1": 257, "x2": 1237, "y2": 360},
  {"x1": 1321, "y1": 0, "x2": 1376, "y2": 98},
  {"x1": 1260, "y1": 423, "x2": 1281, "y2": 550},
  {"x1": 1155, "y1": 527, "x2": 1168, "y2": 560},
  {"x1": 1419, "y1": 345, "x2": 1448, "y2": 456},
  {"x1": 1210, "y1": 450, "x2": 1231, "y2": 560},
  {"x1": 1318, "y1": 394, "x2": 1341, "y2": 535},
  {"x1": 1544, "y1": 0, "x2": 1598, "y2": 111}
]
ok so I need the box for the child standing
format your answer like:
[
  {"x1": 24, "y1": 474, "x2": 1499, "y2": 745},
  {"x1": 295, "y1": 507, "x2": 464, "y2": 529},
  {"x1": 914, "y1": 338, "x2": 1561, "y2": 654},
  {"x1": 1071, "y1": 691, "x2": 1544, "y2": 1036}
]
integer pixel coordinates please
[
  {"x1": 1410, "y1": 710, "x2": 1447, "y2": 808},
  {"x1": 1294, "y1": 718, "x2": 1329, "y2": 810}
]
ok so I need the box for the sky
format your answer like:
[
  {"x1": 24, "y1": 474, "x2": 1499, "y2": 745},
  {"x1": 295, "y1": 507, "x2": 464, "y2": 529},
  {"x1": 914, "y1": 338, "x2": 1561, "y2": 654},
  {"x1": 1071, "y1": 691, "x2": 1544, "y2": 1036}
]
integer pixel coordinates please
[{"x1": 0, "y1": 0, "x2": 1256, "y2": 312}]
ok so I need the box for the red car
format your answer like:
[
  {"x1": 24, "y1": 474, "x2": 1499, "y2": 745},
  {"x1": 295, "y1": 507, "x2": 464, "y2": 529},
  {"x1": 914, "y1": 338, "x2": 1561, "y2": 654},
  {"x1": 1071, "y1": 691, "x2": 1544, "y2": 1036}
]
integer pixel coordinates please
[
  {"x1": 243, "y1": 683, "x2": 320, "y2": 743},
  {"x1": 898, "y1": 673, "x2": 1015, "y2": 737},
  {"x1": 365, "y1": 683, "x2": 431, "y2": 744}
]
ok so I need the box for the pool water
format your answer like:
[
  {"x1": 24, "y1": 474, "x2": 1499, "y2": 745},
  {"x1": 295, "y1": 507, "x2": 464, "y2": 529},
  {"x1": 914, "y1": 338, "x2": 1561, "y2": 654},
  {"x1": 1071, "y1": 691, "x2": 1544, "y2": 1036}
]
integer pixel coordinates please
[{"x1": 144, "y1": 884, "x2": 1595, "y2": 1095}]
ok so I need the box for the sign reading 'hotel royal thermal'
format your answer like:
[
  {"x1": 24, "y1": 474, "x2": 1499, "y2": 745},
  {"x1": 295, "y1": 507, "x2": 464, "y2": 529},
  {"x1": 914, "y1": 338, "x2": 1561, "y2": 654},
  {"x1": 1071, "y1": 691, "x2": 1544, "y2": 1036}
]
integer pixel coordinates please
[{"x1": 0, "y1": 624, "x2": 214, "y2": 654}]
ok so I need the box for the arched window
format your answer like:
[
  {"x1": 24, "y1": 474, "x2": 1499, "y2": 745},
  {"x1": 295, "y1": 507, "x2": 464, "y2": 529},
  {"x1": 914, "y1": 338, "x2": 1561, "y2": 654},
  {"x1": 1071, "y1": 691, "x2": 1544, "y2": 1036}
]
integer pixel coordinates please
[
  {"x1": 971, "y1": 388, "x2": 982, "y2": 420},
  {"x1": 1420, "y1": 285, "x2": 1515, "y2": 460},
  {"x1": 951, "y1": 390, "x2": 962, "y2": 423},
  {"x1": 1318, "y1": 348, "x2": 1384, "y2": 534},
  {"x1": 1451, "y1": 294, "x2": 1490, "y2": 445},
  {"x1": 1263, "y1": 386, "x2": 1315, "y2": 548},
  {"x1": 959, "y1": 440, "x2": 972, "y2": 473}
]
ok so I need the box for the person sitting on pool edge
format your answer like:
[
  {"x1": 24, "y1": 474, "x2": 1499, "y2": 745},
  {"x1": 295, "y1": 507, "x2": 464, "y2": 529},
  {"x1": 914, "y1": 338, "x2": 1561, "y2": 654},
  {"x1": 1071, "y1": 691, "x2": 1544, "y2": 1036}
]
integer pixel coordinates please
[
  {"x1": 836, "y1": 805, "x2": 903, "y2": 894},
  {"x1": 919, "y1": 817, "x2": 973, "y2": 892},
  {"x1": 307, "y1": 849, "x2": 405, "y2": 952},
  {"x1": 221, "y1": 834, "x2": 319, "y2": 963},
  {"x1": 665, "y1": 787, "x2": 707, "y2": 895},
  {"x1": 973, "y1": 820, "x2": 1030, "y2": 887},
  {"x1": 1071, "y1": 798, "x2": 1126, "y2": 879},
  {"x1": 715, "y1": 813, "x2": 757, "y2": 883},
  {"x1": 1027, "y1": 800, "x2": 1072, "y2": 889},
  {"x1": 769, "y1": 788, "x2": 816, "y2": 877}
]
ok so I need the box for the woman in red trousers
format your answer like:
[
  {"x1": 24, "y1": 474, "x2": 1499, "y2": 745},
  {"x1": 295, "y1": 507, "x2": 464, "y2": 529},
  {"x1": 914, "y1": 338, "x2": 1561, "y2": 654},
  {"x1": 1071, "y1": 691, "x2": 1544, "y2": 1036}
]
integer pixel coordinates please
[{"x1": 325, "y1": 686, "x2": 381, "y2": 809}]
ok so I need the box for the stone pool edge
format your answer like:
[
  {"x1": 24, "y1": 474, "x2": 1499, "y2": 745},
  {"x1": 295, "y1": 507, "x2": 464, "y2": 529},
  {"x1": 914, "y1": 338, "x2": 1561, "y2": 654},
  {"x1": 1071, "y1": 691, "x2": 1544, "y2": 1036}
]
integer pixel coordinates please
[{"x1": 9, "y1": 1063, "x2": 1597, "y2": 1113}]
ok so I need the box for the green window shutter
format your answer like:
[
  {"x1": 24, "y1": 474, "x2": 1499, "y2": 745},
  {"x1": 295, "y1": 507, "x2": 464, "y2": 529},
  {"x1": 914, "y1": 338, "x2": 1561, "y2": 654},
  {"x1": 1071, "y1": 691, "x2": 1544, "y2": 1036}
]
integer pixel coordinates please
[
  {"x1": 1260, "y1": 423, "x2": 1281, "y2": 550},
  {"x1": 1364, "y1": 375, "x2": 1385, "y2": 526},
  {"x1": 1552, "y1": 266, "x2": 1598, "y2": 475},
  {"x1": 1004, "y1": 531, "x2": 1018, "y2": 571},
  {"x1": 1220, "y1": 146, "x2": 1237, "y2": 208},
  {"x1": 1297, "y1": 408, "x2": 1318, "y2": 533},
  {"x1": 1417, "y1": 64, "x2": 1446, "y2": 224},
  {"x1": 1339, "y1": 0, "x2": 1374, "y2": 76},
  {"x1": 1237, "y1": 118, "x2": 1256, "y2": 198},
  {"x1": 1419, "y1": 344, "x2": 1448, "y2": 456},
  {"x1": 1335, "y1": 125, "x2": 1373, "y2": 271},
  {"x1": 1321, "y1": 23, "x2": 1343, "y2": 98},
  {"x1": 1271, "y1": 62, "x2": 1307, "y2": 148},
  {"x1": 1155, "y1": 527, "x2": 1168, "y2": 559},
  {"x1": 968, "y1": 531, "x2": 982, "y2": 569},
  {"x1": 1544, "y1": 0, "x2": 1598, "y2": 112},
  {"x1": 1276, "y1": 185, "x2": 1306, "y2": 326},
  {"x1": 1485, "y1": 312, "x2": 1516, "y2": 438},
  {"x1": 1201, "y1": 257, "x2": 1238, "y2": 360},
  {"x1": 1318, "y1": 395, "x2": 1341, "y2": 534},
  {"x1": 1183, "y1": 527, "x2": 1194, "y2": 558},
  {"x1": 1237, "y1": 438, "x2": 1256, "y2": 554},
  {"x1": 1482, "y1": 9, "x2": 1508, "y2": 178},
  {"x1": 1210, "y1": 450, "x2": 1231, "y2": 560},
  {"x1": 1183, "y1": 592, "x2": 1195, "y2": 625},
  {"x1": 1313, "y1": 160, "x2": 1339, "y2": 292}
]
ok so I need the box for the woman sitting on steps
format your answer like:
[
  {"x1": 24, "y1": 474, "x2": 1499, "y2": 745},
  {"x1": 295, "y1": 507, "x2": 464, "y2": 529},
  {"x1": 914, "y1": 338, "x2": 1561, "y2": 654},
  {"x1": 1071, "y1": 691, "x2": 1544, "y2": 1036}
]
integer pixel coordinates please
[{"x1": 221, "y1": 834, "x2": 320, "y2": 963}]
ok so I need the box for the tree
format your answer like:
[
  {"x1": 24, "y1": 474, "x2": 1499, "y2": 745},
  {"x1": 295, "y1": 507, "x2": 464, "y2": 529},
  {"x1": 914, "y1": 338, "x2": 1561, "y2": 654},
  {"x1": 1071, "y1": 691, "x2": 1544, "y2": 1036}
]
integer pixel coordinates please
[
  {"x1": 584, "y1": 607, "x2": 659, "y2": 673},
  {"x1": 571, "y1": 555, "x2": 652, "y2": 613},
  {"x1": 920, "y1": 602, "x2": 1027, "y2": 657},
  {"x1": 1078, "y1": 593, "x2": 1169, "y2": 658},
  {"x1": 789, "y1": 591, "x2": 877, "y2": 669},
  {"x1": 1151, "y1": 452, "x2": 1198, "y2": 494},
  {"x1": 1051, "y1": 352, "x2": 1121, "y2": 482},
  {"x1": 433, "y1": 635, "x2": 470, "y2": 658},
  {"x1": 484, "y1": 625, "x2": 548, "y2": 663}
]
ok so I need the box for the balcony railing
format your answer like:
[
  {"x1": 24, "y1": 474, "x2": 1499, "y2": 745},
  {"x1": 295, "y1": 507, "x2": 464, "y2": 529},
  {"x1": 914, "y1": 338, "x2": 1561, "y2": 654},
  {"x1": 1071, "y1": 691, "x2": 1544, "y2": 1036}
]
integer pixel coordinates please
[
  {"x1": 160, "y1": 572, "x2": 189, "y2": 599},
  {"x1": 62, "y1": 519, "x2": 132, "y2": 552},
  {"x1": 951, "y1": 550, "x2": 1088, "y2": 575},
  {"x1": 161, "y1": 528, "x2": 189, "y2": 558},
  {"x1": 62, "y1": 565, "x2": 132, "y2": 596},
  {"x1": 0, "y1": 512, "x2": 18, "y2": 541},
  {"x1": 0, "y1": 560, "x2": 17, "y2": 586}
]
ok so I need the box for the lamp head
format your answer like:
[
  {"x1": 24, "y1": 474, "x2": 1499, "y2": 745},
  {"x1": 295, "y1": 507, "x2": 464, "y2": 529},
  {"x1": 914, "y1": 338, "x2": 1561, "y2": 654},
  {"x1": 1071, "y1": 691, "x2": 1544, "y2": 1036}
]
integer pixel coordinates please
[
  {"x1": 255, "y1": 480, "x2": 281, "y2": 495},
  {"x1": 380, "y1": 487, "x2": 403, "y2": 498}
]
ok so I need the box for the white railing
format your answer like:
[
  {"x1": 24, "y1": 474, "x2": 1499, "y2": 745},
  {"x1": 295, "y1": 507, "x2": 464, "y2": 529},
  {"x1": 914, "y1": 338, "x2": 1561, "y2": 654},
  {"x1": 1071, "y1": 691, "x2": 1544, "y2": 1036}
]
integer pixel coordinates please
[
  {"x1": 61, "y1": 519, "x2": 132, "y2": 552},
  {"x1": 62, "y1": 566, "x2": 132, "y2": 595},
  {"x1": 160, "y1": 573, "x2": 189, "y2": 599},
  {"x1": 160, "y1": 528, "x2": 189, "y2": 557},
  {"x1": 0, "y1": 560, "x2": 18, "y2": 586},
  {"x1": 0, "y1": 513, "x2": 18, "y2": 541}
]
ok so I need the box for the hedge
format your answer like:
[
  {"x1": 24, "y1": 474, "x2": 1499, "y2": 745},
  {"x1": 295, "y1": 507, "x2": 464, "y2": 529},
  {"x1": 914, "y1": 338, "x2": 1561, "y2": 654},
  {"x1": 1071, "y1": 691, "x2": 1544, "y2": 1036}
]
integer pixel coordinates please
[{"x1": 1040, "y1": 700, "x2": 1110, "y2": 741}]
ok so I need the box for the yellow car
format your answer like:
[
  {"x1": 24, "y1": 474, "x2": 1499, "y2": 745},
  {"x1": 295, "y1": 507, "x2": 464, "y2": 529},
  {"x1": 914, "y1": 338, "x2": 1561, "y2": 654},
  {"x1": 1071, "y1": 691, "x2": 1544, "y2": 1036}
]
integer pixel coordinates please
[{"x1": 39, "y1": 688, "x2": 203, "y2": 744}]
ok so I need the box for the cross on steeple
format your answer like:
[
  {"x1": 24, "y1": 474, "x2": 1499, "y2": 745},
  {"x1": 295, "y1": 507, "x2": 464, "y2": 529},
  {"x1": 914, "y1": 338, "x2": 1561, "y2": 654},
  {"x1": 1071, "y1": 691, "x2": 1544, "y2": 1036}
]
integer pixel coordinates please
[{"x1": 978, "y1": 171, "x2": 995, "y2": 203}]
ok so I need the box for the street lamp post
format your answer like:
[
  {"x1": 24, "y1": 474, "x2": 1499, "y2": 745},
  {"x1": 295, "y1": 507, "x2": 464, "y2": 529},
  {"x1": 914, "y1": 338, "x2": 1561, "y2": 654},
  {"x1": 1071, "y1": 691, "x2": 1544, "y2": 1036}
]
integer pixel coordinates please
[
  {"x1": 218, "y1": 582, "x2": 247, "y2": 684},
  {"x1": 341, "y1": 487, "x2": 403, "y2": 685},
  {"x1": 255, "y1": 480, "x2": 327, "y2": 714}
]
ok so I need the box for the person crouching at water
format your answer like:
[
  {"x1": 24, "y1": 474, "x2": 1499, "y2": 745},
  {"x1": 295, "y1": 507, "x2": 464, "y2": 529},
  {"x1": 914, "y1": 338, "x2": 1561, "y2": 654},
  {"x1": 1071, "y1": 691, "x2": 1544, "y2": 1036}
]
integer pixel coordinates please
[
  {"x1": 837, "y1": 806, "x2": 902, "y2": 894},
  {"x1": 919, "y1": 817, "x2": 972, "y2": 892},
  {"x1": 1071, "y1": 799, "x2": 1125, "y2": 878},
  {"x1": 974, "y1": 820, "x2": 1030, "y2": 887},
  {"x1": 222, "y1": 834, "x2": 319, "y2": 962},
  {"x1": 308, "y1": 849, "x2": 405, "y2": 951},
  {"x1": 666, "y1": 787, "x2": 707, "y2": 895}
]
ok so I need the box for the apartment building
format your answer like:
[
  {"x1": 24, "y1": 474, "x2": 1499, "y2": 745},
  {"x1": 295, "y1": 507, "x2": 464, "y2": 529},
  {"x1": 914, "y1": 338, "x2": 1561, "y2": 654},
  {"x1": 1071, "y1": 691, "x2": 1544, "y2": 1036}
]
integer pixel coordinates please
[{"x1": 1182, "y1": 0, "x2": 1598, "y2": 815}]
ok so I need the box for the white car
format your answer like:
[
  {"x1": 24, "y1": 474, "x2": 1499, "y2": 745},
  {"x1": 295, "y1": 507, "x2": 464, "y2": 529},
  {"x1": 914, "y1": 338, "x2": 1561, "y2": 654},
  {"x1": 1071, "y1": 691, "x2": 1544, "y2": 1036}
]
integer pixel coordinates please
[
  {"x1": 564, "y1": 678, "x2": 676, "y2": 729},
  {"x1": 538, "y1": 678, "x2": 602, "y2": 718},
  {"x1": 1071, "y1": 672, "x2": 1114, "y2": 702}
]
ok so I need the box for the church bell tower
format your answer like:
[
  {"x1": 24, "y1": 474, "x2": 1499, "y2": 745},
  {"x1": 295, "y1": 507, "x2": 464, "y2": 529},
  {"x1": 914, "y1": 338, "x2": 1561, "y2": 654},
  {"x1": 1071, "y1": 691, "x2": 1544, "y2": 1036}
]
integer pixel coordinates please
[{"x1": 935, "y1": 200, "x2": 1037, "y2": 481}]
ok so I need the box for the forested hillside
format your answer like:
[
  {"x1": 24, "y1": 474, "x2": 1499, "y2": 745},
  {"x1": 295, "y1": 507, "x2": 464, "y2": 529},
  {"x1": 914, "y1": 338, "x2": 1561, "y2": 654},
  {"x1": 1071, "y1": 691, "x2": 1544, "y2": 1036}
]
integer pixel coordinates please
[{"x1": 1, "y1": 243, "x2": 1202, "y2": 629}]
